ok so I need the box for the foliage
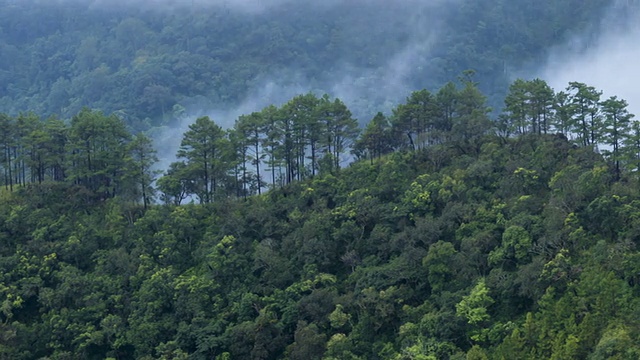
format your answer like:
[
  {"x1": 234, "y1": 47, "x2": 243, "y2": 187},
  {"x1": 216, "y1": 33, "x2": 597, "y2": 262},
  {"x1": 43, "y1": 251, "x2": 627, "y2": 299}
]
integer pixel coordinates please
[
  {"x1": 1, "y1": 76, "x2": 640, "y2": 359},
  {"x1": 0, "y1": 0, "x2": 618, "y2": 129}
]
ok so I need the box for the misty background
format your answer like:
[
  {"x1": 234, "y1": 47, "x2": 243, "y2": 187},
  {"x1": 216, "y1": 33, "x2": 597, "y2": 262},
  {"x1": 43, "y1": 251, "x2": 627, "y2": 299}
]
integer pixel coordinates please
[
  {"x1": 0, "y1": 0, "x2": 637, "y2": 165},
  {"x1": 541, "y1": 0, "x2": 640, "y2": 116}
]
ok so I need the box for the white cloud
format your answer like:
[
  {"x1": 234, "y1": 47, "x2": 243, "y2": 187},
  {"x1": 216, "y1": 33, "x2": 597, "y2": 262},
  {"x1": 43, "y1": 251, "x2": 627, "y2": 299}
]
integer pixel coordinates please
[{"x1": 540, "y1": 5, "x2": 640, "y2": 116}]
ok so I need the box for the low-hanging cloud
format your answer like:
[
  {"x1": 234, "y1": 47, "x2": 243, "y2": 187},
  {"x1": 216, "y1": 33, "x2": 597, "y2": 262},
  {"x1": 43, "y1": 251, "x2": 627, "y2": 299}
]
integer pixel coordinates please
[
  {"x1": 8, "y1": 0, "x2": 455, "y2": 171},
  {"x1": 152, "y1": 33, "x2": 438, "y2": 170},
  {"x1": 147, "y1": 0, "x2": 446, "y2": 170},
  {"x1": 540, "y1": 2, "x2": 640, "y2": 116}
]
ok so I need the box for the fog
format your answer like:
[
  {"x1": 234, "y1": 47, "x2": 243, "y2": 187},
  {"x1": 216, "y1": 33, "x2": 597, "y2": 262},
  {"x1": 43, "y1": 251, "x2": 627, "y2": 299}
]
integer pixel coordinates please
[
  {"x1": 539, "y1": 2, "x2": 640, "y2": 116},
  {"x1": 2, "y1": 0, "x2": 455, "y2": 129},
  {"x1": 8, "y1": 0, "x2": 635, "y2": 172},
  {"x1": 152, "y1": 32, "x2": 439, "y2": 169},
  {"x1": 143, "y1": 0, "x2": 446, "y2": 168}
]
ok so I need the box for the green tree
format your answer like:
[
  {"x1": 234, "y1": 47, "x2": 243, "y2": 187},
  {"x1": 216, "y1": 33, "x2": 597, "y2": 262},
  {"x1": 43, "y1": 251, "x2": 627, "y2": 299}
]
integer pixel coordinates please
[
  {"x1": 590, "y1": 325, "x2": 640, "y2": 360},
  {"x1": 282, "y1": 93, "x2": 320, "y2": 181},
  {"x1": 553, "y1": 90, "x2": 574, "y2": 136},
  {"x1": 528, "y1": 78, "x2": 555, "y2": 134},
  {"x1": 176, "y1": 116, "x2": 228, "y2": 203},
  {"x1": 14, "y1": 112, "x2": 39, "y2": 186},
  {"x1": 623, "y1": 120, "x2": 640, "y2": 182},
  {"x1": 21, "y1": 113, "x2": 50, "y2": 184},
  {"x1": 353, "y1": 112, "x2": 393, "y2": 163},
  {"x1": 434, "y1": 82, "x2": 458, "y2": 141},
  {"x1": 503, "y1": 78, "x2": 529, "y2": 135},
  {"x1": 392, "y1": 89, "x2": 438, "y2": 150},
  {"x1": 66, "y1": 108, "x2": 131, "y2": 198},
  {"x1": 42, "y1": 116, "x2": 68, "y2": 182},
  {"x1": 139, "y1": 84, "x2": 174, "y2": 119},
  {"x1": 0, "y1": 113, "x2": 15, "y2": 190},
  {"x1": 228, "y1": 126, "x2": 250, "y2": 198},
  {"x1": 451, "y1": 73, "x2": 492, "y2": 154},
  {"x1": 157, "y1": 161, "x2": 192, "y2": 205},
  {"x1": 456, "y1": 278, "x2": 494, "y2": 341},
  {"x1": 488, "y1": 225, "x2": 532, "y2": 268},
  {"x1": 276, "y1": 100, "x2": 296, "y2": 184},
  {"x1": 567, "y1": 82, "x2": 602, "y2": 147},
  {"x1": 423, "y1": 241, "x2": 457, "y2": 292},
  {"x1": 236, "y1": 112, "x2": 266, "y2": 194},
  {"x1": 317, "y1": 96, "x2": 359, "y2": 171},
  {"x1": 125, "y1": 133, "x2": 159, "y2": 208},
  {"x1": 286, "y1": 321, "x2": 327, "y2": 360},
  {"x1": 261, "y1": 105, "x2": 285, "y2": 187},
  {"x1": 600, "y1": 96, "x2": 633, "y2": 181}
]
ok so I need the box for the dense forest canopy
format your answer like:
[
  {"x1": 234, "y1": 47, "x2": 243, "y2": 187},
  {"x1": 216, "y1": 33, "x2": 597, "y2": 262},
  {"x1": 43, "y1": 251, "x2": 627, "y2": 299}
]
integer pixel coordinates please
[
  {"x1": 1, "y1": 73, "x2": 640, "y2": 358},
  {"x1": 0, "y1": 0, "x2": 618, "y2": 130}
]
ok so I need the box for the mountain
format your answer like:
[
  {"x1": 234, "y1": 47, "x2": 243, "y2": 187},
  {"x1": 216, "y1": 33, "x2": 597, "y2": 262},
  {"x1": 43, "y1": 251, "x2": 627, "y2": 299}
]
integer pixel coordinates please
[
  {"x1": 1, "y1": 1, "x2": 639, "y2": 359},
  {"x1": 0, "y1": 0, "x2": 615, "y2": 129},
  {"x1": 1, "y1": 118, "x2": 639, "y2": 359},
  {"x1": 0, "y1": 74, "x2": 640, "y2": 358}
]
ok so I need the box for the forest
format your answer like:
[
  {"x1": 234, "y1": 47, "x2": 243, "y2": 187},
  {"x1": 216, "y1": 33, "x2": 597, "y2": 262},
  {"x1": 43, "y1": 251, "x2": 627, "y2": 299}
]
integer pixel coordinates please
[
  {"x1": 0, "y1": 74, "x2": 639, "y2": 359},
  {"x1": 1, "y1": 0, "x2": 640, "y2": 359},
  {"x1": 0, "y1": 0, "x2": 615, "y2": 129}
]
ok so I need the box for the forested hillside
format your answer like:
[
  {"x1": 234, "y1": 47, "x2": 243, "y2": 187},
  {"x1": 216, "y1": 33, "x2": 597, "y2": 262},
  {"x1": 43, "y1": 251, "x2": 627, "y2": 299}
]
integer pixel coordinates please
[
  {"x1": 1, "y1": 0, "x2": 640, "y2": 359},
  {"x1": 0, "y1": 74, "x2": 639, "y2": 359},
  {"x1": 0, "y1": 0, "x2": 615, "y2": 129}
]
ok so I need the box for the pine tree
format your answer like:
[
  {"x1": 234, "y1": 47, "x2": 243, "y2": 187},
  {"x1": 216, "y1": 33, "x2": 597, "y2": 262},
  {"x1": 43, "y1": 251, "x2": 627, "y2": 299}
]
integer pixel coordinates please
[
  {"x1": 0, "y1": 113, "x2": 15, "y2": 190},
  {"x1": 125, "y1": 133, "x2": 159, "y2": 208},
  {"x1": 177, "y1": 116, "x2": 228, "y2": 203},
  {"x1": 317, "y1": 96, "x2": 359, "y2": 171},
  {"x1": 600, "y1": 96, "x2": 633, "y2": 181},
  {"x1": 566, "y1": 82, "x2": 602, "y2": 147},
  {"x1": 503, "y1": 78, "x2": 529, "y2": 135},
  {"x1": 66, "y1": 109, "x2": 131, "y2": 198},
  {"x1": 353, "y1": 112, "x2": 393, "y2": 163}
]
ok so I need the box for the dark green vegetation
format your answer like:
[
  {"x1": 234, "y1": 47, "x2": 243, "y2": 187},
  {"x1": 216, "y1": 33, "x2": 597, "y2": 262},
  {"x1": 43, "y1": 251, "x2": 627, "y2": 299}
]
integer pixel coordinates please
[
  {"x1": 0, "y1": 0, "x2": 614, "y2": 129},
  {"x1": 1, "y1": 76, "x2": 639, "y2": 359}
]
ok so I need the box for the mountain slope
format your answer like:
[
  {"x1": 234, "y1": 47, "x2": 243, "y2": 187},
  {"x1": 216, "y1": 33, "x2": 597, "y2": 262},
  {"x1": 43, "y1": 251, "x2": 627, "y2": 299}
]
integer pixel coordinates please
[
  {"x1": 1, "y1": 128, "x2": 638, "y2": 359},
  {"x1": 0, "y1": 0, "x2": 616, "y2": 127}
]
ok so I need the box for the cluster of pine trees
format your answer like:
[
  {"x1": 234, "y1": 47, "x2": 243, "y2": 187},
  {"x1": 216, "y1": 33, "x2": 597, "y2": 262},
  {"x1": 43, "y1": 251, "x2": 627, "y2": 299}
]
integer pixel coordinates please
[
  {"x1": 500, "y1": 80, "x2": 640, "y2": 179},
  {"x1": 0, "y1": 110, "x2": 157, "y2": 206},
  {"x1": 158, "y1": 94, "x2": 359, "y2": 204},
  {"x1": 156, "y1": 75, "x2": 495, "y2": 206},
  {"x1": 2, "y1": 77, "x2": 639, "y2": 207}
]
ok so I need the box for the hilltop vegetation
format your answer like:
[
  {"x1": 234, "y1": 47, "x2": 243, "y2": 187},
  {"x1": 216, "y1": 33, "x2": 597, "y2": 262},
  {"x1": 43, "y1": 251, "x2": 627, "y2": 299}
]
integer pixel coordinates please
[{"x1": 0, "y1": 76, "x2": 639, "y2": 359}]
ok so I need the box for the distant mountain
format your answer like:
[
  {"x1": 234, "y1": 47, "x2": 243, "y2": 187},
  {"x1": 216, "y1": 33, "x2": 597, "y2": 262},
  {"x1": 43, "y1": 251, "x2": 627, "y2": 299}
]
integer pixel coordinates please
[{"x1": 0, "y1": 0, "x2": 615, "y2": 128}]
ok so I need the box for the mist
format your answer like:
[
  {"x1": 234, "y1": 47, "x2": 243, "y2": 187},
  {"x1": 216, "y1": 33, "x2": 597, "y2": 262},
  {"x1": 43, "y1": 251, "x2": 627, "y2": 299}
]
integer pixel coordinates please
[
  {"x1": 152, "y1": 35, "x2": 439, "y2": 170},
  {"x1": 8, "y1": 0, "x2": 620, "y2": 173},
  {"x1": 145, "y1": 0, "x2": 446, "y2": 170},
  {"x1": 539, "y1": 2, "x2": 640, "y2": 116}
]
